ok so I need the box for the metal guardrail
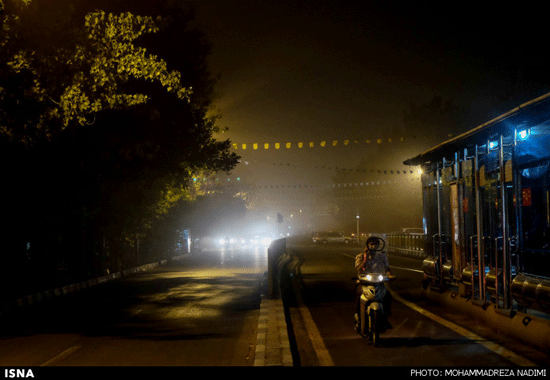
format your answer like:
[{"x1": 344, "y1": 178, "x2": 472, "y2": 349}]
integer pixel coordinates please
[
  {"x1": 267, "y1": 238, "x2": 288, "y2": 299},
  {"x1": 386, "y1": 233, "x2": 426, "y2": 258}
]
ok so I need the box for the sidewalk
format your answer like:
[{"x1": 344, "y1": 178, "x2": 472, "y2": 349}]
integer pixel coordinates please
[{"x1": 254, "y1": 295, "x2": 293, "y2": 366}]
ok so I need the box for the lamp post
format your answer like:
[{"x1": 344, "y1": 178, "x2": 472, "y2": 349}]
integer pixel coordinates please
[{"x1": 356, "y1": 209, "x2": 360, "y2": 244}]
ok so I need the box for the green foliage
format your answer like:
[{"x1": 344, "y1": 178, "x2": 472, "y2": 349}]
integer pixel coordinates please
[
  {"x1": 0, "y1": 0, "x2": 240, "y2": 287},
  {"x1": 1, "y1": 4, "x2": 193, "y2": 143}
]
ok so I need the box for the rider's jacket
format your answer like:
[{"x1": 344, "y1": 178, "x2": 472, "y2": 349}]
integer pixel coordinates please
[{"x1": 355, "y1": 251, "x2": 390, "y2": 275}]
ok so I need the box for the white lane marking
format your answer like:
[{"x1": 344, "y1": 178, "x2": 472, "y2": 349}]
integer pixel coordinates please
[
  {"x1": 390, "y1": 290, "x2": 537, "y2": 366},
  {"x1": 289, "y1": 258, "x2": 335, "y2": 366},
  {"x1": 297, "y1": 303, "x2": 335, "y2": 366},
  {"x1": 41, "y1": 345, "x2": 82, "y2": 366},
  {"x1": 390, "y1": 265, "x2": 424, "y2": 273}
]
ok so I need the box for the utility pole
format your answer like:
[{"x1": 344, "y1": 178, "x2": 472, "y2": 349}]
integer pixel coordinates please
[
  {"x1": 356, "y1": 209, "x2": 360, "y2": 243},
  {"x1": 277, "y1": 213, "x2": 283, "y2": 237}
]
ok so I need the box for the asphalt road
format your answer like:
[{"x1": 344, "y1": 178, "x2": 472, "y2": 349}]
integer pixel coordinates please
[
  {"x1": 284, "y1": 241, "x2": 550, "y2": 367},
  {"x1": 0, "y1": 246, "x2": 267, "y2": 368},
  {"x1": 1, "y1": 238, "x2": 548, "y2": 374}
]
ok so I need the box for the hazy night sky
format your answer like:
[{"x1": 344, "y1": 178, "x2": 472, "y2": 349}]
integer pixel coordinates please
[
  {"x1": 183, "y1": 1, "x2": 550, "y2": 231},
  {"x1": 187, "y1": 1, "x2": 549, "y2": 144}
]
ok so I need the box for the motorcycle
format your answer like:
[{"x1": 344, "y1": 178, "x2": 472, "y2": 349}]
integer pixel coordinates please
[{"x1": 355, "y1": 272, "x2": 393, "y2": 346}]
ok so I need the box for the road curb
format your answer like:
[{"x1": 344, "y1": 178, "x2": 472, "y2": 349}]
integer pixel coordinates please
[
  {"x1": 0, "y1": 259, "x2": 171, "y2": 316},
  {"x1": 254, "y1": 295, "x2": 293, "y2": 366}
]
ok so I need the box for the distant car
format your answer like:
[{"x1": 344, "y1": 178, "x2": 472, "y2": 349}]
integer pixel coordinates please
[
  {"x1": 246, "y1": 235, "x2": 273, "y2": 247},
  {"x1": 313, "y1": 231, "x2": 352, "y2": 245},
  {"x1": 218, "y1": 236, "x2": 237, "y2": 247},
  {"x1": 234, "y1": 234, "x2": 273, "y2": 248}
]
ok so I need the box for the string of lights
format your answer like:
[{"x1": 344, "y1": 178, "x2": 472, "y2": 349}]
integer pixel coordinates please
[
  {"x1": 201, "y1": 176, "x2": 420, "y2": 194},
  {"x1": 231, "y1": 137, "x2": 409, "y2": 151},
  {"x1": 200, "y1": 167, "x2": 422, "y2": 182}
]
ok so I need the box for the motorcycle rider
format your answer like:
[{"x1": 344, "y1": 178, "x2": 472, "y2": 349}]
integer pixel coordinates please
[
  {"x1": 354, "y1": 236, "x2": 394, "y2": 329},
  {"x1": 355, "y1": 237, "x2": 392, "y2": 276}
]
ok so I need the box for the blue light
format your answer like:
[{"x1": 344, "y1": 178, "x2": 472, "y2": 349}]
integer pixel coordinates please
[
  {"x1": 517, "y1": 129, "x2": 530, "y2": 140},
  {"x1": 489, "y1": 141, "x2": 498, "y2": 149}
]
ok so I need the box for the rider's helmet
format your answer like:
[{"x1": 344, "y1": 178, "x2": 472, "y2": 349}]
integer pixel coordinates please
[{"x1": 366, "y1": 236, "x2": 383, "y2": 251}]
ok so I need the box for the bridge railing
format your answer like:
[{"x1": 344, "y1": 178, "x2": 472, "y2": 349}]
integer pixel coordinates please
[{"x1": 386, "y1": 233, "x2": 426, "y2": 259}]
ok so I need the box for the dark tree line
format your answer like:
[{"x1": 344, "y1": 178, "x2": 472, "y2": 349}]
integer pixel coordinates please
[{"x1": 0, "y1": 0, "x2": 240, "y2": 299}]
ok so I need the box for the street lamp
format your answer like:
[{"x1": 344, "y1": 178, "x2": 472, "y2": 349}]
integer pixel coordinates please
[{"x1": 356, "y1": 209, "x2": 360, "y2": 243}]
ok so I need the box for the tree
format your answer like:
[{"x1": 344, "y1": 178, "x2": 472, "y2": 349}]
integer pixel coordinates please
[
  {"x1": 0, "y1": 0, "x2": 240, "y2": 294},
  {"x1": 1, "y1": 4, "x2": 192, "y2": 143}
]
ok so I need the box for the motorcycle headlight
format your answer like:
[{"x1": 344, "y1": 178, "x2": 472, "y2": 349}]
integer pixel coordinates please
[{"x1": 366, "y1": 274, "x2": 384, "y2": 282}]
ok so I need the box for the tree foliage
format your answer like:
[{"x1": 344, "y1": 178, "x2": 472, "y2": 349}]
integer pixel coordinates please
[
  {"x1": 0, "y1": 0, "x2": 240, "y2": 294},
  {"x1": 1, "y1": 3, "x2": 193, "y2": 143}
]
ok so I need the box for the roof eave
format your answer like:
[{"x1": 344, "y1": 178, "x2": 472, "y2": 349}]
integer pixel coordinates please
[{"x1": 403, "y1": 91, "x2": 550, "y2": 167}]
